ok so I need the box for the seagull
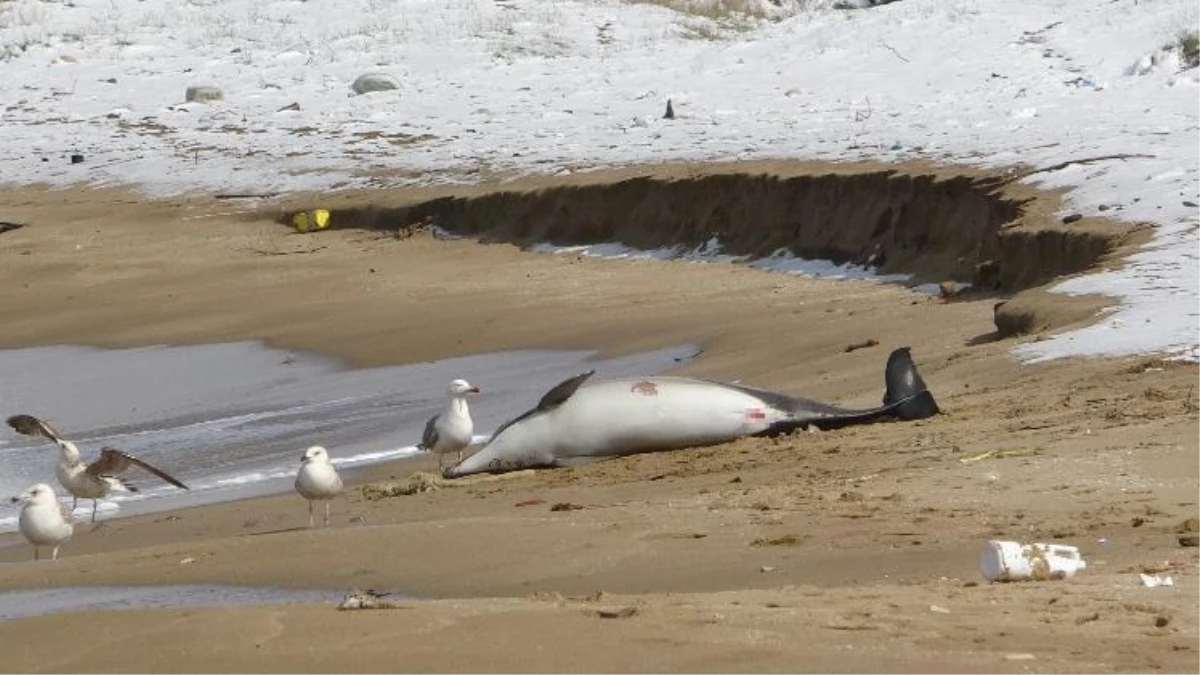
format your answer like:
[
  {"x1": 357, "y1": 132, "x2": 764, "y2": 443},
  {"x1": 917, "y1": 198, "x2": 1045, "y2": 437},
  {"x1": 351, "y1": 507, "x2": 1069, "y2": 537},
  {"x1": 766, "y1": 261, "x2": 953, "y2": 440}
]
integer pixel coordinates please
[
  {"x1": 6, "y1": 414, "x2": 189, "y2": 523},
  {"x1": 418, "y1": 379, "x2": 480, "y2": 469},
  {"x1": 11, "y1": 483, "x2": 74, "y2": 561},
  {"x1": 295, "y1": 445, "x2": 344, "y2": 527}
]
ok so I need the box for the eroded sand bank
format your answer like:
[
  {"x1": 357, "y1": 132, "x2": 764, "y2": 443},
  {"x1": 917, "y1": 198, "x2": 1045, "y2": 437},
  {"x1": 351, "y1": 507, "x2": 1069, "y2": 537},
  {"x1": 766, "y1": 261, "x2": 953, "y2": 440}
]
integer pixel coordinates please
[{"x1": 0, "y1": 166, "x2": 1195, "y2": 673}]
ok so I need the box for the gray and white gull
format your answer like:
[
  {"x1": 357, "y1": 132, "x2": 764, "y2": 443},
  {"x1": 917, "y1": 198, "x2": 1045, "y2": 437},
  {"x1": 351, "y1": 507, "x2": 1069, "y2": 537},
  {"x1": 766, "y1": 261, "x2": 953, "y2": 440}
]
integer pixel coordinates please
[{"x1": 6, "y1": 414, "x2": 189, "y2": 523}]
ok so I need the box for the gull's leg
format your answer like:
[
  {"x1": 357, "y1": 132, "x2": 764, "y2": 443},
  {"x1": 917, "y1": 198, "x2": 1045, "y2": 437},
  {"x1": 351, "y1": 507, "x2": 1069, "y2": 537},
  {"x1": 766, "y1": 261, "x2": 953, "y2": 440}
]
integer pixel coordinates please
[
  {"x1": 458, "y1": 449, "x2": 463, "y2": 463},
  {"x1": 324, "y1": 501, "x2": 332, "y2": 527},
  {"x1": 71, "y1": 495, "x2": 78, "y2": 511},
  {"x1": 52, "y1": 545, "x2": 60, "y2": 561},
  {"x1": 33, "y1": 546, "x2": 39, "y2": 562},
  {"x1": 91, "y1": 499, "x2": 99, "y2": 524},
  {"x1": 308, "y1": 501, "x2": 315, "y2": 528}
]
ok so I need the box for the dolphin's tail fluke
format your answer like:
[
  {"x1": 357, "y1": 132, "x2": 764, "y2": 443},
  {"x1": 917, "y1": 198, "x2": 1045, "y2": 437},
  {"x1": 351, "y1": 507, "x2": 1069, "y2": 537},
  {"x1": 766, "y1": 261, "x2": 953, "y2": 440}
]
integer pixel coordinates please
[
  {"x1": 755, "y1": 346, "x2": 940, "y2": 435},
  {"x1": 882, "y1": 347, "x2": 940, "y2": 420}
]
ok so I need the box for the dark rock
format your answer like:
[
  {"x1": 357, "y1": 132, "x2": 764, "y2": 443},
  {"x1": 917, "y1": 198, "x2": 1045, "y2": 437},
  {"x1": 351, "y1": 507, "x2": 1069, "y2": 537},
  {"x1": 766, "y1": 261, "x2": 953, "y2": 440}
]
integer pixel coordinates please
[{"x1": 1062, "y1": 213, "x2": 1083, "y2": 224}]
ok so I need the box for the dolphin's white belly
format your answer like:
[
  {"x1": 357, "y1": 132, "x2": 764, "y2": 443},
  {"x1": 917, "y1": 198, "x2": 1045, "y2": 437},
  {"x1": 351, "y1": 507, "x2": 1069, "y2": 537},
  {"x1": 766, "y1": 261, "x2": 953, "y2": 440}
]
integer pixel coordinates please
[{"x1": 547, "y1": 377, "x2": 791, "y2": 459}]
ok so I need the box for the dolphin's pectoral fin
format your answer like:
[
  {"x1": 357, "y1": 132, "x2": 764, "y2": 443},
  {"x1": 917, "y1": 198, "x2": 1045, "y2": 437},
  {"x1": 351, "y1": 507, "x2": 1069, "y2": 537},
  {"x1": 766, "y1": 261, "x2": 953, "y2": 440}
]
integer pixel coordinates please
[{"x1": 537, "y1": 370, "x2": 596, "y2": 411}]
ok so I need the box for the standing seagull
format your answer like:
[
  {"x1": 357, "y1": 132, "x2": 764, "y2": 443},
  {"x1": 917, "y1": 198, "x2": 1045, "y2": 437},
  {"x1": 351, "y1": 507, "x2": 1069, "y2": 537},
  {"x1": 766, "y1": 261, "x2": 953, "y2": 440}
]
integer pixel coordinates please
[
  {"x1": 418, "y1": 379, "x2": 481, "y2": 469},
  {"x1": 6, "y1": 414, "x2": 189, "y2": 523},
  {"x1": 11, "y1": 483, "x2": 74, "y2": 561},
  {"x1": 294, "y1": 445, "x2": 344, "y2": 527}
]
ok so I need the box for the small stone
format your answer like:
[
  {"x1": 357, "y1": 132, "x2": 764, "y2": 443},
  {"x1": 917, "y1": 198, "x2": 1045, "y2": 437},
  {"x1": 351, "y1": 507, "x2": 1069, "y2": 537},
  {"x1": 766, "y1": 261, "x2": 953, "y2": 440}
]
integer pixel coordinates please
[
  {"x1": 760, "y1": 565, "x2": 776, "y2": 573},
  {"x1": 938, "y1": 281, "x2": 961, "y2": 299},
  {"x1": 185, "y1": 85, "x2": 224, "y2": 103},
  {"x1": 1062, "y1": 213, "x2": 1083, "y2": 224},
  {"x1": 1155, "y1": 615, "x2": 1170, "y2": 628},
  {"x1": 1183, "y1": 201, "x2": 1198, "y2": 208},
  {"x1": 1179, "y1": 535, "x2": 1199, "y2": 547},
  {"x1": 351, "y1": 72, "x2": 400, "y2": 95},
  {"x1": 596, "y1": 606, "x2": 638, "y2": 619}
]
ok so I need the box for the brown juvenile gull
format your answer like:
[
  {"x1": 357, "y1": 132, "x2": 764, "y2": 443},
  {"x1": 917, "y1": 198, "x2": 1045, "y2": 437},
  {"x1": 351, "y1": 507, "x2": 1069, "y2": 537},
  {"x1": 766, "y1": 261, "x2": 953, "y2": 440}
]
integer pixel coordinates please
[
  {"x1": 417, "y1": 379, "x2": 481, "y2": 469},
  {"x1": 11, "y1": 483, "x2": 74, "y2": 561},
  {"x1": 6, "y1": 414, "x2": 189, "y2": 523},
  {"x1": 294, "y1": 445, "x2": 344, "y2": 527}
]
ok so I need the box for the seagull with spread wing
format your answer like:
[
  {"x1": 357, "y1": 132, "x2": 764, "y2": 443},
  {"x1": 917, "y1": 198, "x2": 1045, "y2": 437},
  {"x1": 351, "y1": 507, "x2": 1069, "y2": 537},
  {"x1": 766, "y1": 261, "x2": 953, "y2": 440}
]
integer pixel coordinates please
[{"x1": 6, "y1": 414, "x2": 190, "y2": 523}]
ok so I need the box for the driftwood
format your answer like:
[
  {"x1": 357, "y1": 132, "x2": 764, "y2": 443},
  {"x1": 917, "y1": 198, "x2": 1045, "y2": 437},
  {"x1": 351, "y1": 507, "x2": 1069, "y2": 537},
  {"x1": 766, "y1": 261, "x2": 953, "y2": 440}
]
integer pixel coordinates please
[
  {"x1": 245, "y1": 246, "x2": 328, "y2": 256},
  {"x1": 213, "y1": 193, "x2": 280, "y2": 200}
]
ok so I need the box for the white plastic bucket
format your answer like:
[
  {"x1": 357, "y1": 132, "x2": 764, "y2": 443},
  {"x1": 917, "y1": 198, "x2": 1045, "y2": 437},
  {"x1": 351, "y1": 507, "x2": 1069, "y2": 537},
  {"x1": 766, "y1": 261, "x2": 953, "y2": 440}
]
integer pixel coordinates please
[{"x1": 979, "y1": 540, "x2": 1087, "y2": 582}]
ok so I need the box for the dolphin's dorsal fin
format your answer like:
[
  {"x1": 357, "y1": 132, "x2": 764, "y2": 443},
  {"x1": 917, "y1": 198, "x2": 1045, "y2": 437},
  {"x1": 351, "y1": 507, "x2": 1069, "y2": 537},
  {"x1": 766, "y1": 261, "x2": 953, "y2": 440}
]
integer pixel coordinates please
[{"x1": 537, "y1": 370, "x2": 595, "y2": 411}]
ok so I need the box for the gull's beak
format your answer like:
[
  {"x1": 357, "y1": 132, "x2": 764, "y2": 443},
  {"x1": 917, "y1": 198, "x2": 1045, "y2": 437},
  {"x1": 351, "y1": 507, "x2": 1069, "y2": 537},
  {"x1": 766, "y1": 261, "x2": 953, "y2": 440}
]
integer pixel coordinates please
[
  {"x1": 469, "y1": 386, "x2": 481, "y2": 394},
  {"x1": 9, "y1": 496, "x2": 18, "y2": 504}
]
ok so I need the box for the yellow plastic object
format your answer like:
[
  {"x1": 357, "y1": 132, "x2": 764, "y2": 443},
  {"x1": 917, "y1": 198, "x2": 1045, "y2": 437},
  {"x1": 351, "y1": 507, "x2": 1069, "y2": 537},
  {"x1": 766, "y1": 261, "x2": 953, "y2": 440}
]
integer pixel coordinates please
[{"x1": 292, "y1": 209, "x2": 331, "y2": 233}]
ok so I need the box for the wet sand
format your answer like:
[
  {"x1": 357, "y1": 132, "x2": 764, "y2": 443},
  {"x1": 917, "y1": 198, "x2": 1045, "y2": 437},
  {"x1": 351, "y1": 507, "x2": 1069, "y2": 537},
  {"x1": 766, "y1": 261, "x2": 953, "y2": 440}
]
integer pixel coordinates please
[{"x1": 0, "y1": 179, "x2": 1196, "y2": 673}]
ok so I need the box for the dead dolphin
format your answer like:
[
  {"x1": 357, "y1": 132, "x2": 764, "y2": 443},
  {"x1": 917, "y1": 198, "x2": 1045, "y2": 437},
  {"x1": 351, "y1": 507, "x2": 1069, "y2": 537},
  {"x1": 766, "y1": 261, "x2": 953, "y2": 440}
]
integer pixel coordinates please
[{"x1": 443, "y1": 347, "x2": 938, "y2": 478}]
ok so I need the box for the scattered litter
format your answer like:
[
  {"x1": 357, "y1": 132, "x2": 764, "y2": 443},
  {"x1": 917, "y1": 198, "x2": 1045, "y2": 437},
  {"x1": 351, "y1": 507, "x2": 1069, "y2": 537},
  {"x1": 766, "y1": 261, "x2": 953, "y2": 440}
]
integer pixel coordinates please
[
  {"x1": 515, "y1": 499, "x2": 545, "y2": 507},
  {"x1": 959, "y1": 448, "x2": 1038, "y2": 463},
  {"x1": 338, "y1": 589, "x2": 411, "y2": 610},
  {"x1": 1179, "y1": 535, "x2": 1199, "y2": 547},
  {"x1": 760, "y1": 565, "x2": 776, "y2": 573},
  {"x1": 1004, "y1": 653, "x2": 1037, "y2": 661},
  {"x1": 750, "y1": 535, "x2": 801, "y2": 547},
  {"x1": 550, "y1": 502, "x2": 585, "y2": 512},
  {"x1": 179, "y1": 557, "x2": 195, "y2": 565},
  {"x1": 929, "y1": 605, "x2": 951, "y2": 614},
  {"x1": 596, "y1": 606, "x2": 638, "y2": 619},
  {"x1": 980, "y1": 540, "x2": 1086, "y2": 582},
  {"x1": 0, "y1": 221, "x2": 27, "y2": 235},
  {"x1": 291, "y1": 209, "x2": 331, "y2": 233},
  {"x1": 1138, "y1": 573, "x2": 1174, "y2": 588},
  {"x1": 185, "y1": 85, "x2": 224, "y2": 103}
]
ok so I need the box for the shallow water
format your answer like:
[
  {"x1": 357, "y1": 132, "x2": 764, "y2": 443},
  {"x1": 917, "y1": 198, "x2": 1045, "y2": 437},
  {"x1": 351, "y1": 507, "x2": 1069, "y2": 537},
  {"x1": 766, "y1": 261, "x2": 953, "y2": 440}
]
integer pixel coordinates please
[
  {"x1": 0, "y1": 585, "x2": 345, "y2": 621},
  {"x1": 0, "y1": 341, "x2": 699, "y2": 530}
]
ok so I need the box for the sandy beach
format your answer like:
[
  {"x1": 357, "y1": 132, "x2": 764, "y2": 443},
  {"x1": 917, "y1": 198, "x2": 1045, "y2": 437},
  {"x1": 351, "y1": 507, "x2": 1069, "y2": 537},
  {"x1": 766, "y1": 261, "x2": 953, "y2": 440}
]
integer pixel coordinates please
[{"x1": 0, "y1": 170, "x2": 1196, "y2": 673}]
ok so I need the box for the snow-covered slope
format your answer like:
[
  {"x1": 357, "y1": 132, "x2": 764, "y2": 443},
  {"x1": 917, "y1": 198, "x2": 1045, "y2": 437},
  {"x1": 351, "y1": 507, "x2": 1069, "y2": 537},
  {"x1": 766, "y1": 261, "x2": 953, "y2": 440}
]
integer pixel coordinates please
[{"x1": 1, "y1": 0, "x2": 1196, "y2": 360}]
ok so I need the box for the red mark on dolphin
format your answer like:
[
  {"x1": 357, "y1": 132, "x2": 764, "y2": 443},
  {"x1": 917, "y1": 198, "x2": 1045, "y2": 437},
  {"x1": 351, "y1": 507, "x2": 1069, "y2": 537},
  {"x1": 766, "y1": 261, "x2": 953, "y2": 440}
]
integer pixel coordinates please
[
  {"x1": 745, "y1": 408, "x2": 766, "y2": 420},
  {"x1": 631, "y1": 381, "x2": 659, "y2": 396}
]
